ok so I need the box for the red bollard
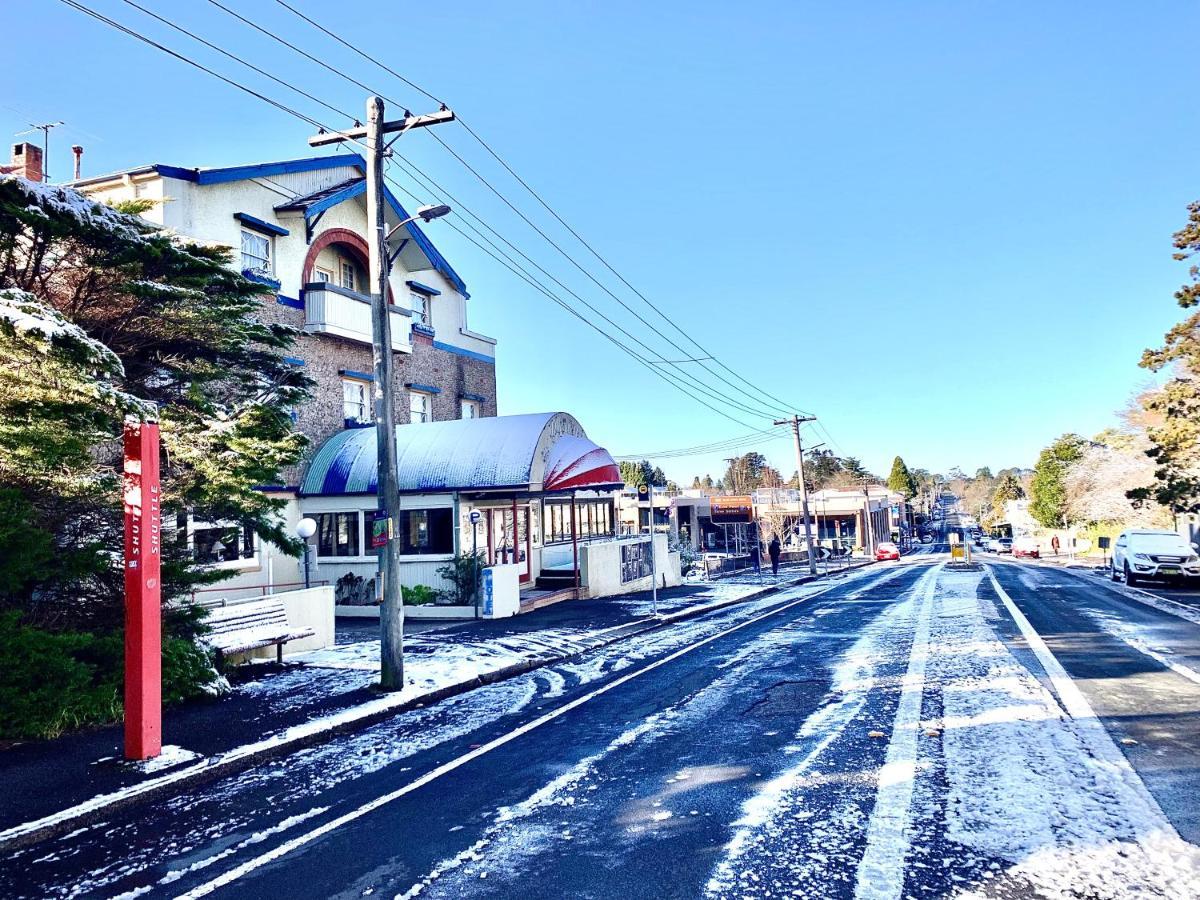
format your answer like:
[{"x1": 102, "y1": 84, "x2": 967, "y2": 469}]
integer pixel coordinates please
[{"x1": 123, "y1": 421, "x2": 162, "y2": 761}]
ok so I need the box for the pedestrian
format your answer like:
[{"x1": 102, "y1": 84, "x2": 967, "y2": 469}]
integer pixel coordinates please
[
  {"x1": 1051, "y1": 535, "x2": 1060, "y2": 557},
  {"x1": 750, "y1": 540, "x2": 761, "y2": 575},
  {"x1": 768, "y1": 534, "x2": 781, "y2": 576}
]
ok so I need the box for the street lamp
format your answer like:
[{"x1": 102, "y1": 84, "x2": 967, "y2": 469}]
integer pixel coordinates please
[
  {"x1": 386, "y1": 204, "x2": 452, "y2": 240},
  {"x1": 296, "y1": 517, "x2": 317, "y2": 589}
]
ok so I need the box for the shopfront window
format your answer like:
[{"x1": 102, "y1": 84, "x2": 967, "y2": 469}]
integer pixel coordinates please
[
  {"x1": 316, "y1": 512, "x2": 360, "y2": 557},
  {"x1": 543, "y1": 500, "x2": 614, "y2": 544},
  {"x1": 397, "y1": 508, "x2": 453, "y2": 555}
]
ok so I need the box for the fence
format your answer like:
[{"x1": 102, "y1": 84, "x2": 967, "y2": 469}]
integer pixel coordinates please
[{"x1": 188, "y1": 579, "x2": 328, "y2": 604}]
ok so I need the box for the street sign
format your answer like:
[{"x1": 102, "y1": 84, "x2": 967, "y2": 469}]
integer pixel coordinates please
[
  {"x1": 123, "y1": 421, "x2": 161, "y2": 761},
  {"x1": 637, "y1": 484, "x2": 649, "y2": 503},
  {"x1": 469, "y1": 510, "x2": 481, "y2": 526},
  {"x1": 482, "y1": 567, "x2": 494, "y2": 617},
  {"x1": 1097, "y1": 536, "x2": 1110, "y2": 549}
]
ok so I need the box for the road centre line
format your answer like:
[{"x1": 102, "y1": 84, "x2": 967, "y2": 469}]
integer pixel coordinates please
[
  {"x1": 175, "y1": 563, "x2": 934, "y2": 899},
  {"x1": 984, "y1": 566, "x2": 1179, "y2": 836},
  {"x1": 853, "y1": 564, "x2": 941, "y2": 900}
]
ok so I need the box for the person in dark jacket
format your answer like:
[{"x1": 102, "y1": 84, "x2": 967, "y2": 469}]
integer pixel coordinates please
[{"x1": 768, "y1": 534, "x2": 782, "y2": 576}]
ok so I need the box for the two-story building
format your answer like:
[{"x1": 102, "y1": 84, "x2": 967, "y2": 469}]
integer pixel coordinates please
[{"x1": 73, "y1": 152, "x2": 499, "y2": 594}]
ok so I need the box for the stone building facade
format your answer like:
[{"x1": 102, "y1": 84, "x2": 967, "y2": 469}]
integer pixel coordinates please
[{"x1": 73, "y1": 153, "x2": 498, "y2": 592}]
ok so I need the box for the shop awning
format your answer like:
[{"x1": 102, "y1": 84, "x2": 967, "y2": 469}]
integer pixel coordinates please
[{"x1": 301, "y1": 412, "x2": 622, "y2": 496}]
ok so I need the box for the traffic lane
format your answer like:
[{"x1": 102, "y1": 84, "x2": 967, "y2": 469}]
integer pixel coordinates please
[
  {"x1": 0, "y1": 563, "x2": 927, "y2": 899},
  {"x1": 180, "y1": 565, "x2": 934, "y2": 900},
  {"x1": 987, "y1": 561, "x2": 1200, "y2": 843}
]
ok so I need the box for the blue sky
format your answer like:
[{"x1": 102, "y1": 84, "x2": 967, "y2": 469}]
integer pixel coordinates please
[{"x1": 8, "y1": 1, "x2": 1199, "y2": 483}]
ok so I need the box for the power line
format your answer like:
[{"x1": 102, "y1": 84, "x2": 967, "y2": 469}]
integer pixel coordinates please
[
  {"x1": 55, "y1": 0, "x2": 789, "y2": 430},
  {"x1": 614, "y1": 428, "x2": 789, "y2": 461},
  {"x1": 56, "y1": 0, "x2": 328, "y2": 134},
  {"x1": 383, "y1": 161, "x2": 785, "y2": 421},
  {"x1": 115, "y1": 0, "x2": 355, "y2": 125},
  {"x1": 382, "y1": 165, "x2": 772, "y2": 428},
  {"x1": 270, "y1": 0, "x2": 444, "y2": 107},
  {"x1": 214, "y1": 0, "x2": 804, "y2": 419},
  {"x1": 192, "y1": 0, "x2": 785, "y2": 421}
]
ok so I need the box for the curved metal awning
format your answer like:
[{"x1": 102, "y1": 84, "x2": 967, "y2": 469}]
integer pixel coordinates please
[{"x1": 301, "y1": 412, "x2": 621, "y2": 496}]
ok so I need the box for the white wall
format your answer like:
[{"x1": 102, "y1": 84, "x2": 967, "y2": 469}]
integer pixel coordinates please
[
  {"x1": 242, "y1": 584, "x2": 335, "y2": 660},
  {"x1": 579, "y1": 534, "x2": 680, "y2": 598}
]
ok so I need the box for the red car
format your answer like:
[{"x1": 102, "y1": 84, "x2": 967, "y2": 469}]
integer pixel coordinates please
[{"x1": 875, "y1": 541, "x2": 901, "y2": 561}]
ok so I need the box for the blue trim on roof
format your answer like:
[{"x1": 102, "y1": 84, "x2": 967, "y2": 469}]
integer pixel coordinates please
[
  {"x1": 153, "y1": 164, "x2": 199, "y2": 182},
  {"x1": 251, "y1": 484, "x2": 298, "y2": 493},
  {"x1": 277, "y1": 294, "x2": 304, "y2": 310},
  {"x1": 282, "y1": 356, "x2": 306, "y2": 367},
  {"x1": 412, "y1": 323, "x2": 436, "y2": 339},
  {"x1": 234, "y1": 212, "x2": 289, "y2": 237},
  {"x1": 460, "y1": 392, "x2": 487, "y2": 403},
  {"x1": 382, "y1": 186, "x2": 469, "y2": 298},
  {"x1": 196, "y1": 154, "x2": 365, "y2": 185},
  {"x1": 303, "y1": 179, "x2": 367, "y2": 219},
  {"x1": 432, "y1": 340, "x2": 495, "y2": 365},
  {"x1": 407, "y1": 383, "x2": 441, "y2": 395},
  {"x1": 340, "y1": 369, "x2": 375, "y2": 382},
  {"x1": 406, "y1": 280, "x2": 441, "y2": 296}
]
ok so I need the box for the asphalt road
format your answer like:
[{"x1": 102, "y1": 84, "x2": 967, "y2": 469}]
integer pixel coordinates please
[{"x1": 5, "y1": 547, "x2": 1200, "y2": 899}]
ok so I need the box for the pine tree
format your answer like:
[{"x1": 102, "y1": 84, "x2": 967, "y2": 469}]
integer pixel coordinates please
[
  {"x1": 0, "y1": 176, "x2": 312, "y2": 627},
  {"x1": 887, "y1": 456, "x2": 918, "y2": 498},
  {"x1": 1029, "y1": 434, "x2": 1086, "y2": 528},
  {"x1": 1130, "y1": 200, "x2": 1200, "y2": 515}
]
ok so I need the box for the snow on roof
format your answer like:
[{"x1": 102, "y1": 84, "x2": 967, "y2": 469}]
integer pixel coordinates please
[{"x1": 301, "y1": 413, "x2": 622, "y2": 496}]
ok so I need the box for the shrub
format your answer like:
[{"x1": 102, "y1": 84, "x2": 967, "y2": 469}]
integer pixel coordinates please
[
  {"x1": 401, "y1": 584, "x2": 437, "y2": 606},
  {"x1": 436, "y1": 552, "x2": 485, "y2": 604},
  {"x1": 0, "y1": 612, "x2": 223, "y2": 740}
]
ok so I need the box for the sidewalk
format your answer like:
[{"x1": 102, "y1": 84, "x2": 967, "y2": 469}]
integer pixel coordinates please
[{"x1": 0, "y1": 560, "x2": 862, "y2": 851}]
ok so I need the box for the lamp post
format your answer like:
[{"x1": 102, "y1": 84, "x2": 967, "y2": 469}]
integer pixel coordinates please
[{"x1": 296, "y1": 517, "x2": 316, "y2": 590}]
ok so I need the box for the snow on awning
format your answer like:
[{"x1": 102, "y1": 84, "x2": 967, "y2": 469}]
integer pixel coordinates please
[{"x1": 301, "y1": 412, "x2": 622, "y2": 496}]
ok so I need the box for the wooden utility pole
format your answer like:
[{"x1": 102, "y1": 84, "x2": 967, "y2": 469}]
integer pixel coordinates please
[
  {"x1": 776, "y1": 415, "x2": 818, "y2": 576},
  {"x1": 309, "y1": 98, "x2": 454, "y2": 691}
]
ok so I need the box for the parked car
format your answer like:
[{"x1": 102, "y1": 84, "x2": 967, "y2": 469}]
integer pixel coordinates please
[
  {"x1": 1013, "y1": 536, "x2": 1040, "y2": 559},
  {"x1": 1111, "y1": 529, "x2": 1200, "y2": 586},
  {"x1": 996, "y1": 538, "x2": 1013, "y2": 555},
  {"x1": 875, "y1": 541, "x2": 901, "y2": 561},
  {"x1": 984, "y1": 537, "x2": 1001, "y2": 552}
]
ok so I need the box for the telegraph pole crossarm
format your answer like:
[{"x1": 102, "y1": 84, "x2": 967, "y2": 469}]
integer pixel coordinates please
[
  {"x1": 775, "y1": 415, "x2": 819, "y2": 576},
  {"x1": 308, "y1": 99, "x2": 453, "y2": 691}
]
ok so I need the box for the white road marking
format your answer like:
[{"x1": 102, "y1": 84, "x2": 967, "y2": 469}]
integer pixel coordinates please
[
  {"x1": 174, "y1": 564, "x2": 933, "y2": 898},
  {"x1": 984, "y1": 566, "x2": 1181, "y2": 835},
  {"x1": 852, "y1": 563, "x2": 941, "y2": 900}
]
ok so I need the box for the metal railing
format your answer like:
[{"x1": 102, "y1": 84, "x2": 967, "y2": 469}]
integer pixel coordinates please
[{"x1": 188, "y1": 579, "x2": 328, "y2": 604}]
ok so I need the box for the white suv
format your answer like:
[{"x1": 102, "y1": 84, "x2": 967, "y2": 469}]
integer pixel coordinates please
[{"x1": 1111, "y1": 530, "x2": 1200, "y2": 587}]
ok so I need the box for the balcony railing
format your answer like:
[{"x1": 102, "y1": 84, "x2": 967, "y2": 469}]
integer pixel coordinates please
[{"x1": 302, "y1": 282, "x2": 412, "y2": 352}]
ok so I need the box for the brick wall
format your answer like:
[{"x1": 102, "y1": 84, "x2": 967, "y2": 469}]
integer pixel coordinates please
[{"x1": 259, "y1": 293, "x2": 498, "y2": 487}]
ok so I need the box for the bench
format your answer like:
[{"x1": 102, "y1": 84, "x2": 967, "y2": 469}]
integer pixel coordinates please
[{"x1": 200, "y1": 595, "x2": 316, "y2": 664}]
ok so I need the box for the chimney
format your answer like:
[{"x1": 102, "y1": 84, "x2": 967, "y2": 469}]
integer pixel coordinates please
[
  {"x1": 72, "y1": 145, "x2": 83, "y2": 181},
  {"x1": 8, "y1": 142, "x2": 44, "y2": 182}
]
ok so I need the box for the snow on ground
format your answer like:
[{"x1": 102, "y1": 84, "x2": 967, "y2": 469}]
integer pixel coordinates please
[
  {"x1": 705, "y1": 567, "x2": 933, "y2": 897},
  {"x1": 706, "y1": 565, "x2": 1200, "y2": 899},
  {"x1": 939, "y1": 571, "x2": 1200, "y2": 898},
  {"x1": 1077, "y1": 607, "x2": 1200, "y2": 686}
]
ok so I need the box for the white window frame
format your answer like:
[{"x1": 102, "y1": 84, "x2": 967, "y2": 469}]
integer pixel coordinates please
[
  {"x1": 460, "y1": 399, "x2": 480, "y2": 419},
  {"x1": 410, "y1": 291, "x2": 430, "y2": 326},
  {"x1": 410, "y1": 390, "x2": 432, "y2": 424},
  {"x1": 341, "y1": 261, "x2": 356, "y2": 292},
  {"x1": 342, "y1": 377, "x2": 373, "y2": 424},
  {"x1": 240, "y1": 229, "x2": 272, "y2": 275},
  {"x1": 314, "y1": 266, "x2": 333, "y2": 283}
]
